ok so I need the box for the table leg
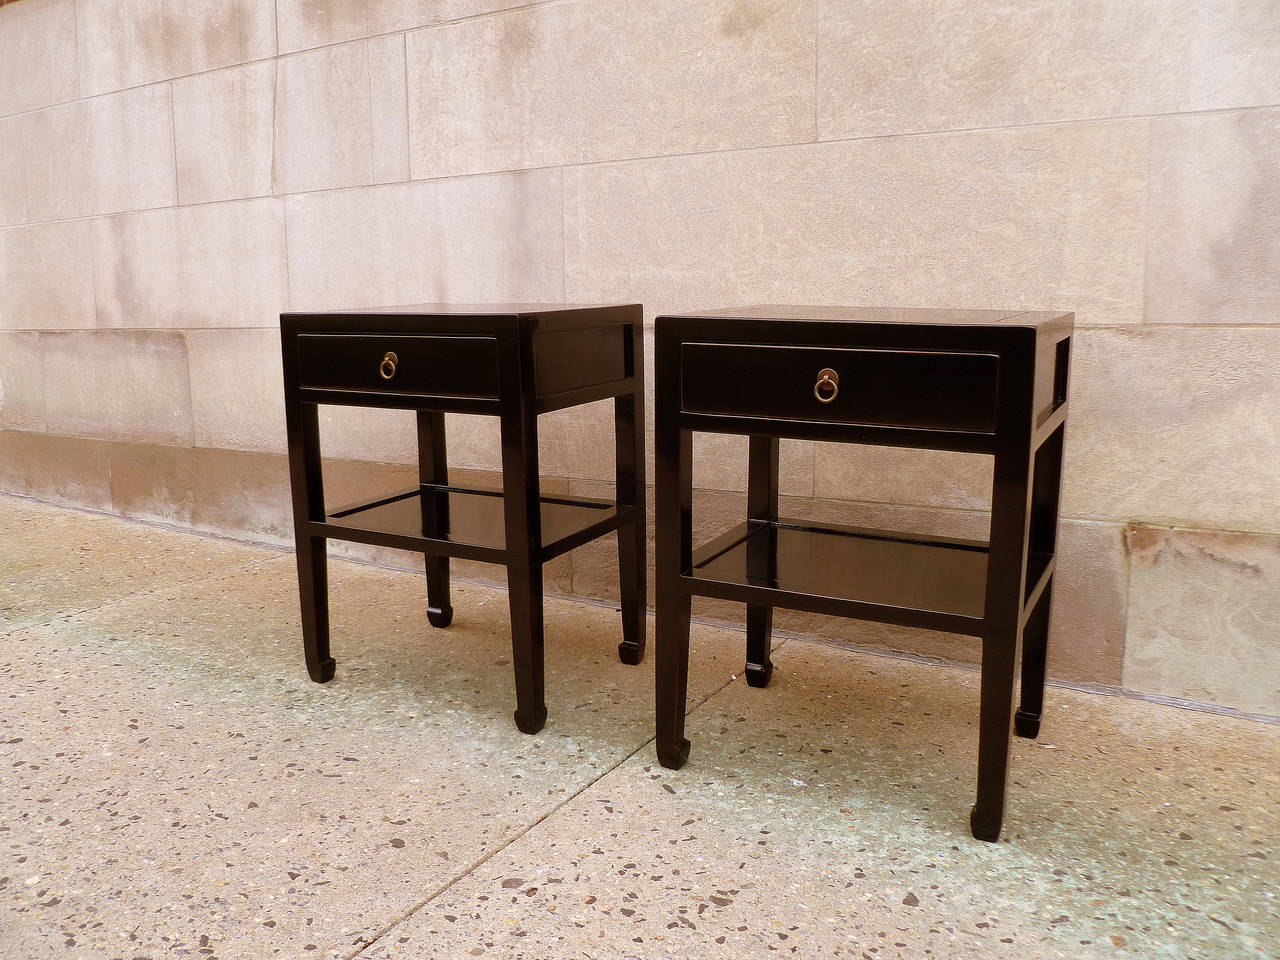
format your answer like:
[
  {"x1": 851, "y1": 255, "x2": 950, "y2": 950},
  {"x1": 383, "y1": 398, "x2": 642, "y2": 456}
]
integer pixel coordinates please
[
  {"x1": 617, "y1": 519, "x2": 646, "y2": 664},
  {"x1": 500, "y1": 378, "x2": 546, "y2": 735},
  {"x1": 745, "y1": 435, "x2": 779, "y2": 687},
  {"x1": 656, "y1": 592, "x2": 692, "y2": 768},
  {"x1": 285, "y1": 400, "x2": 334, "y2": 683},
  {"x1": 615, "y1": 337, "x2": 647, "y2": 664},
  {"x1": 295, "y1": 536, "x2": 333, "y2": 683},
  {"x1": 655, "y1": 420, "x2": 693, "y2": 768},
  {"x1": 417, "y1": 410, "x2": 453, "y2": 628},
  {"x1": 971, "y1": 635, "x2": 1018, "y2": 842},
  {"x1": 972, "y1": 405, "x2": 1035, "y2": 841},
  {"x1": 1017, "y1": 421, "x2": 1065, "y2": 740},
  {"x1": 1016, "y1": 578, "x2": 1053, "y2": 739}
]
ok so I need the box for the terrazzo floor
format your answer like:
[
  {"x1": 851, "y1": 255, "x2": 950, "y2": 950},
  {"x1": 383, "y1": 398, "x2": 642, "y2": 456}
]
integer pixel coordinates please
[{"x1": 1, "y1": 495, "x2": 1276, "y2": 959}]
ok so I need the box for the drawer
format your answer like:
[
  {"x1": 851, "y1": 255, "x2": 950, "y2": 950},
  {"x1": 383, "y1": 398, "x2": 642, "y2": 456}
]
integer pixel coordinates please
[
  {"x1": 680, "y1": 343, "x2": 998, "y2": 432},
  {"x1": 297, "y1": 334, "x2": 499, "y2": 398}
]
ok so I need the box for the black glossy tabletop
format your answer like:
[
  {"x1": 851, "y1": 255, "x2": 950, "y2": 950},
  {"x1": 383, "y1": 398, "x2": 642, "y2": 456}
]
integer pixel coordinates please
[
  {"x1": 284, "y1": 303, "x2": 635, "y2": 317},
  {"x1": 666, "y1": 305, "x2": 1071, "y2": 327}
]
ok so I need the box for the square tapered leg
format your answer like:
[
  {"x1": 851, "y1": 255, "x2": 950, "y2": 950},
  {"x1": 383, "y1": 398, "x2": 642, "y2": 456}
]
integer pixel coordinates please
[
  {"x1": 417, "y1": 410, "x2": 453, "y2": 628},
  {"x1": 615, "y1": 364, "x2": 647, "y2": 664},
  {"x1": 745, "y1": 436, "x2": 779, "y2": 687}
]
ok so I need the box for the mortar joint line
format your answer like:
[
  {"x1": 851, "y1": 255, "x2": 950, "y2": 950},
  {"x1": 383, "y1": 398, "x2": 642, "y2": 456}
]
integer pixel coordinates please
[{"x1": 346, "y1": 666, "x2": 745, "y2": 957}]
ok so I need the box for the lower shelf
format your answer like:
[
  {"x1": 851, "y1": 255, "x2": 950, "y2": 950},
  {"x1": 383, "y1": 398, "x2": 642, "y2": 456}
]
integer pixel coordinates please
[
  {"x1": 690, "y1": 518, "x2": 990, "y2": 621},
  {"x1": 321, "y1": 484, "x2": 621, "y2": 561},
  {"x1": 688, "y1": 518, "x2": 1055, "y2": 632}
]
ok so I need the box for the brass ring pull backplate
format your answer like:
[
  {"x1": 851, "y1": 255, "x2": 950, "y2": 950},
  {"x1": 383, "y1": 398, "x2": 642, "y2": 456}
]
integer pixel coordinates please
[
  {"x1": 814, "y1": 367, "x2": 839, "y2": 403},
  {"x1": 379, "y1": 351, "x2": 398, "y2": 380}
]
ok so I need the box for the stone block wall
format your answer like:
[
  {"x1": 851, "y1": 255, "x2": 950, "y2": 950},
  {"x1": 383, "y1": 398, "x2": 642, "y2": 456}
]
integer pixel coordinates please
[{"x1": 1, "y1": 0, "x2": 1277, "y2": 715}]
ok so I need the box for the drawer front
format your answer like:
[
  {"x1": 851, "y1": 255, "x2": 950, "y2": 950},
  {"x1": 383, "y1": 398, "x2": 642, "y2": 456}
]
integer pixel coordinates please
[
  {"x1": 680, "y1": 343, "x2": 998, "y2": 432},
  {"x1": 297, "y1": 334, "x2": 499, "y2": 397}
]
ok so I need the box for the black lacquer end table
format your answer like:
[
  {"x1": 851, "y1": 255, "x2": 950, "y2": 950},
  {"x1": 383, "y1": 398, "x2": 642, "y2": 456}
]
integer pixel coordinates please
[
  {"x1": 652, "y1": 305, "x2": 1073, "y2": 841},
  {"x1": 281, "y1": 304, "x2": 647, "y2": 734}
]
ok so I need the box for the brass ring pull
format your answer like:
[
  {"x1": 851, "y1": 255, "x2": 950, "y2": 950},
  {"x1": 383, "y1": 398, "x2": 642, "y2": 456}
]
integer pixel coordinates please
[
  {"x1": 379, "y1": 351, "x2": 398, "y2": 380},
  {"x1": 814, "y1": 368, "x2": 839, "y2": 403}
]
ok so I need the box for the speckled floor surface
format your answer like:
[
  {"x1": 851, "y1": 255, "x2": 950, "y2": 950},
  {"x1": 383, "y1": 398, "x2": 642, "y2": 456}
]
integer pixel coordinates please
[{"x1": 1, "y1": 496, "x2": 1276, "y2": 960}]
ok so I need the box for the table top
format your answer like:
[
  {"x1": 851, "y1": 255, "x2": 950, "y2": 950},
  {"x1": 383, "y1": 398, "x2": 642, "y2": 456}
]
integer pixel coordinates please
[
  {"x1": 662, "y1": 305, "x2": 1072, "y2": 328},
  {"x1": 287, "y1": 302, "x2": 635, "y2": 316},
  {"x1": 282, "y1": 303, "x2": 642, "y2": 334}
]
